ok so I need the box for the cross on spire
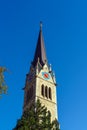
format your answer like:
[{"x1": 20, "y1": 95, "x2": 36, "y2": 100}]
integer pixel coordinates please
[{"x1": 40, "y1": 21, "x2": 42, "y2": 30}]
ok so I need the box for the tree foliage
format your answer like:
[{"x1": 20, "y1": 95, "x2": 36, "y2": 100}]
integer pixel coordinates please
[
  {"x1": 13, "y1": 99, "x2": 60, "y2": 130},
  {"x1": 0, "y1": 67, "x2": 7, "y2": 96}
]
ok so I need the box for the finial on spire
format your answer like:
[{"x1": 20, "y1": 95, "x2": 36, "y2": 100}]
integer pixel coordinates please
[{"x1": 40, "y1": 21, "x2": 42, "y2": 30}]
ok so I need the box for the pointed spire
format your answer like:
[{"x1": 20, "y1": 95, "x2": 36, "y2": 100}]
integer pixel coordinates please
[{"x1": 32, "y1": 22, "x2": 47, "y2": 67}]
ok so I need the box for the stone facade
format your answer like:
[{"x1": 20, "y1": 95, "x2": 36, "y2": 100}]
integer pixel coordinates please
[
  {"x1": 23, "y1": 63, "x2": 58, "y2": 121},
  {"x1": 23, "y1": 25, "x2": 58, "y2": 122},
  {"x1": 35, "y1": 64, "x2": 58, "y2": 121}
]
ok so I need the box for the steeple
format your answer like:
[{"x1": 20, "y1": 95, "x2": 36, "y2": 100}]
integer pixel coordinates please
[
  {"x1": 32, "y1": 22, "x2": 47, "y2": 67},
  {"x1": 23, "y1": 23, "x2": 59, "y2": 123}
]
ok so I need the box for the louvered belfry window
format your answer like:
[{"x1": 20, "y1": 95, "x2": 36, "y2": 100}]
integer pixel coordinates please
[
  {"x1": 41, "y1": 84, "x2": 44, "y2": 97},
  {"x1": 49, "y1": 87, "x2": 52, "y2": 100}
]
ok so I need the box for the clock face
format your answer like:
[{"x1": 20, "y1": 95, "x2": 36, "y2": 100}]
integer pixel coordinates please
[{"x1": 42, "y1": 72, "x2": 50, "y2": 80}]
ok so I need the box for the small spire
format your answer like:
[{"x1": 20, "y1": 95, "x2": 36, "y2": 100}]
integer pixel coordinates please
[
  {"x1": 49, "y1": 64, "x2": 52, "y2": 73},
  {"x1": 53, "y1": 71, "x2": 56, "y2": 83},
  {"x1": 40, "y1": 21, "x2": 42, "y2": 30}
]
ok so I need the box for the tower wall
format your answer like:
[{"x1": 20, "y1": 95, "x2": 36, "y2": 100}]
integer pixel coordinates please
[
  {"x1": 35, "y1": 76, "x2": 58, "y2": 121},
  {"x1": 23, "y1": 24, "x2": 59, "y2": 122}
]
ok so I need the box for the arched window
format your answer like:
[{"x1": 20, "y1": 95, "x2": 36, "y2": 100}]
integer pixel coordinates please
[
  {"x1": 27, "y1": 86, "x2": 33, "y2": 100},
  {"x1": 48, "y1": 110, "x2": 51, "y2": 116},
  {"x1": 49, "y1": 87, "x2": 52, "y2": 100},
  {"x1": 41, "y1": 84, "x2": 44, "y2": 96},
  {"x1": 29, "y1": 88, "x2": 31, "y2": 99},
  {"x1": 45, "y1": 86, "x2": 48, "y2": 98}
]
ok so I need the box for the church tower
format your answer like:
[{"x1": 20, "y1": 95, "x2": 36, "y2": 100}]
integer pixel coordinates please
[{"x1": 23, "y1": 23, "x2": 58, "y2": 121}]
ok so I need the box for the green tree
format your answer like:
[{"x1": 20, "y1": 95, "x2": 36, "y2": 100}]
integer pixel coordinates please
[
  {"x1": 0, "y1": 67, "x2": 7, "y2": 96},
  {"x1": 13, "y1": 99, "x2": 60, "y2": 130},
  {"x1": 52, "y1": 119, "x2": 60, "y2": 130}
]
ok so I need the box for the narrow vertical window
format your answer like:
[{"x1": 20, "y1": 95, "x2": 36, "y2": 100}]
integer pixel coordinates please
[
  {"x1": 45, "y1": 86, "x2": 48, "y2": 98},
  {"x1": 31, "y1": 85, "x2": 33, "y2": 97},
  {"x1": 28, "y1": 86, "x2": 33, "y2": 100},
  {"x1": 49, "y1": 87, "x2": 52, "y2": 100},
  {"x1": 41, "y1": 84, "x2": 44, "y2": 96},
  {"x1": 30, "y1": 88, "x2": 31, "y2": 98},
  {"x1": 26, "y1": 89, "x2": 30, "y2": 103}
]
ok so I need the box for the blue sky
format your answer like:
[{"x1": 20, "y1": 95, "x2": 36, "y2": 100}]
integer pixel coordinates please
[{"x1": 0, "y1": 0, "x2": 87, "y2": 130}]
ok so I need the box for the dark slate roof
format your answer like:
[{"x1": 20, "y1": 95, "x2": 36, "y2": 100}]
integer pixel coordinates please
[{"x1": 32, "y1": 25, "x2": 47, "y2": 67}]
